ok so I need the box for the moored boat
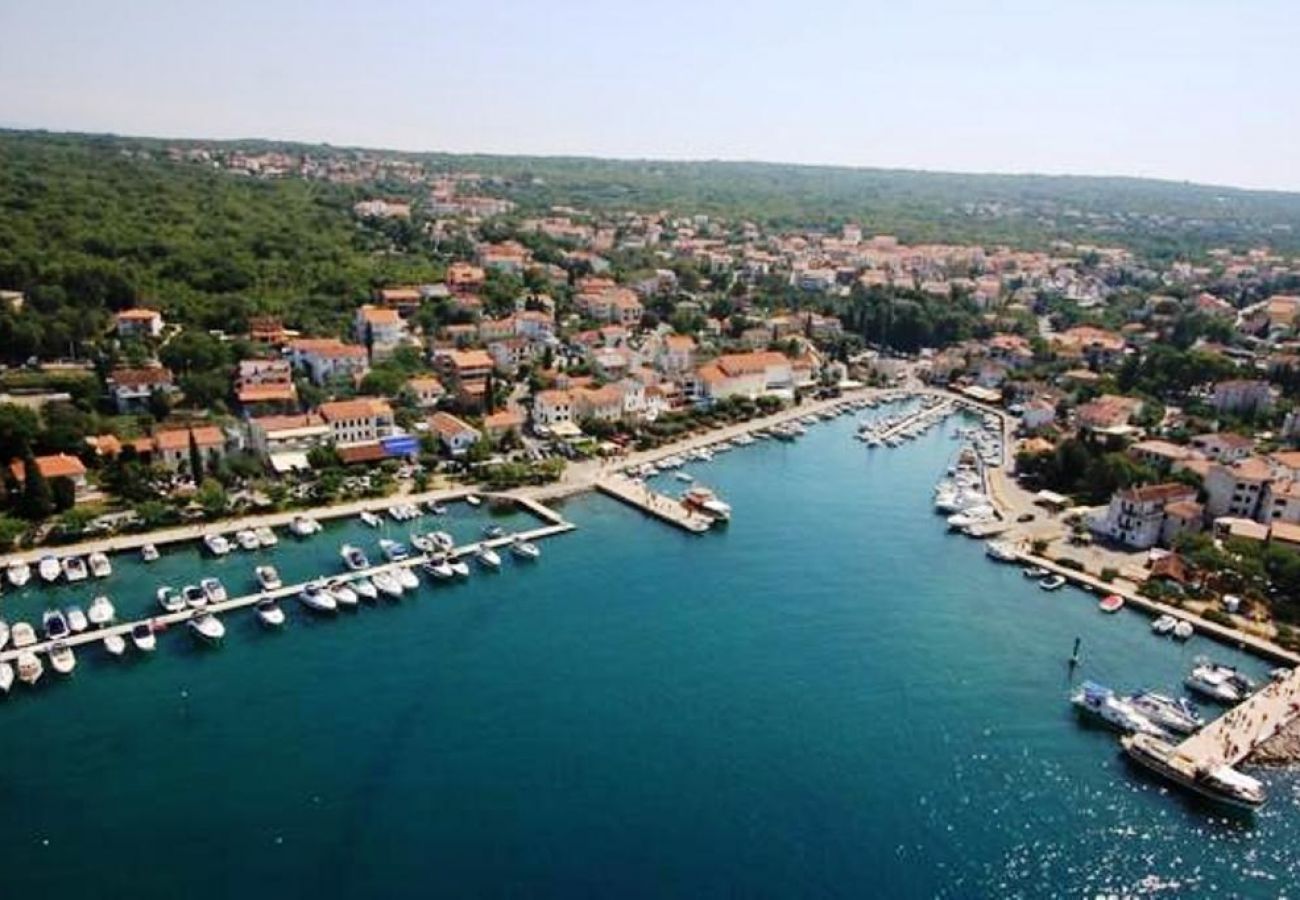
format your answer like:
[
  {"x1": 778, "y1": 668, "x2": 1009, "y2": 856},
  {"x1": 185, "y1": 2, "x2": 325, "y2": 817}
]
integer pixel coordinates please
[
  {"x1": 1071, "y1": 681, "x2": 1166, "y2": 737},
  {"x1": 61, "y1": 556, "x2": 88, "y2": 582},
  {"x1": 510, "y1": 536, "x2": 541, "y2": 561},
  {"x1": 140, "y1": 543, "x2": 160, "y2": 562},
  {"x1": 188, "y1": 612, "x2": 225, "y2": 644},
  {"x1": 396, "y1": 567, "x2": 420, "y2": 591},
  {"x1": 130, "y1": 622, "x2": 157, "y2": 652},
  {"x1": 10, "y1": 621, "x2": 36, "y2": 648},
  {"x1": 1151, "y1": 614, "x2": 1177, "y2": 635},
  {"x1": 1121, "y1": 732, "x2": 1265, "y2": 811},
  {"x1": 326, "y1": 579, "x2": 359, "y2": 608},
  {"x1": 1099, "y1": 594, "x2": 1125, "y2": 614},
  {"x1": 985, "y1": 541, "x2": 1018, "y2": 562},
  {"x1": 352, "y1": 577, "x2": 378, "y2": 601},
  {"x1": 298, "y1": 581, "x2": 337, "y2": 613},
  {"x1": 372, "y1": 571, "x2": 403, "y2": 598},
  {"x1": 290, "y1": 515, "x2": 321, "y2": 538},
  {"x1": 340, "y1": 544, "x2": 369, "y2": 572},
  {"x1": 0, "y1": 618, "x2": 7, "y2": 651},
  {"x1": 65, "y1": 605, "x2": 89, "y2": 633},
  {"x1": 49, "y1": 642, "x2": 76, "y2": 675},
  {"x1": 465, "y1": 494, "x2": 482, "y2": 507},
  {"x1": 379, "y1": 538, "x2": 410, "y2": 562},
  {"x1": 681, "y1": 486, "x2": 732, "y2": 522},
  {"x1": 482, "y1": 524, "x2": 506, "y2": 539},
  {"x1": 359, "y1": 511, "x2": 382, "y2": 528},
  {"x1": 255, "y1": 526, "x2": 278, "y2": 548},
  {"x1": 1173, "y1": 620, "x2": 1195, "y2": 641},
  {"x1": 255, "y1": 565, "x2": 283, "y2": 591},
  {"x1": 255, "y1": 599, "x2": 286, "y2": 628},
  {"x1": 423, "y1": 556, "x2": 456, "y2": 581},
  {"x1": 202, "y1": 533, "x2": 231, "y2": 556},
  {"x1": 477, "y1": 546, "x2": 502, "y2": 570},
  {"x1": 42, "y1": 608, "x2": 70, "y2": 641},
  {"x1": 102, "y1": 632, "x2": 127, "y2": 657},
  {"x1": 37, "y1": 555, "x2": 61, "y2": 583},
  {"x1": 6, "y1": 560, "x2": 31, "y2": 587},
  {"x1": 88, "y1": 551, "x2": 112, "y2": 578},
  {"x1": 182, "y1": 584, "x2": 207, "y2": 609},
  {"x1": 88, "y1": 594, "x2": 116, "y2": 626},
  {"x1": 1127, "y1": 690, "x2": 1204, "y2": 735},
  {"x1": 17, "y1": 651, "x2": 43, "y2": 685},
  {"x1": 200, "y1": 576, "x2": 227, "y2": 603},
  {"x1": 235, "y1": 529, "x2": 261, "y2": 551},
  {"x1": 0, "y1": 661, "x2": 12, "y2": 693},
  {"x1": 1185, "y1": 663, "x2": 1248, "y2": 704},
  {"x1": 1039, "y1": 575, "x2": 1066, "y2": 591}
]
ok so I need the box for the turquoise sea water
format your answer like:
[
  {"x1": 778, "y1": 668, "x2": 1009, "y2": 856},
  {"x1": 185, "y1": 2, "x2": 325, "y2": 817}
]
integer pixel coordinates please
[{"x1": 1, "y1": 408, "x2": 1297, "y2": 898}]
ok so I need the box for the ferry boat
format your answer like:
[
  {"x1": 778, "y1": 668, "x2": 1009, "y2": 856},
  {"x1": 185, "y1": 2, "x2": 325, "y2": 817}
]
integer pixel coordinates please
[
  {"x1": 477, "y1": 546, "x2": 502, "y2": 570},
  {"x1": 352, "y1": 578, "x2": 378, "y2": 601},
  {"x1": 43, "y1": 608, "x2": 70, "y2": 641},
  {"x1": 1121, "y1": 733, "x2": 1265, "y2": 811},
  {"x1": 140, "y1": 543, "x2": 160, "y2": 562},
  {"x1": 255, "y1": 565, "x2": 283, "y2": 591},
  {"x1": 372, "y1": 571, "x2": 403, "y2": 598},
  {"x1": 130, "y1": 622, "x2": 156, "y2": 652},
  {"x1": 37, "y1": 555, "x2": 61, "y2": 583},
  {"x1": 510, "y1": 536, "x2": 541, "y2": 561},
  {"x1": 1099, "y1": 594, "x2": 1125, "y2": 614},
  {"x1": 255, "y1": 526, "x2": 279, "y2": 548},
  {"x1": 203, "y1": 533, "x2": 231, "y2": 556},
  {"x1": 65, "y1": 606, "x2": 89, "y2": 633},
  {"x1": 88, "y1": 551, "x2": 112, "y2": 578},
  {"x1": 0, "y1": 661, "x2": 12, "y2": 693},
  {"x1": 255, "y1": 599, "x2": 286, "y2": 628},
  {"x1": 339, "y1": 544, "x2": 370, "y2": 572},
  {"x1": 62, "y1": 555, "x2": 89, "y2": 582},
  {"x1": 1151, "y1": 614, "x2": 1177, "y2": 635},
  {"x1": 188, "y1": 613, "x2": 225, "y2": 644},
  {"x1": 235, "y1": 529, "x2": 261, "y2": 551},
  {"x1": 6, "y1": 560, "x2": 31, "y2": 588},
  {"x1": 49, "y1": 642, "x2": 76, "y2": 675},
  {"x1": 182, "y1": 584, "x2": 208, "y2": 609},
  {"x1": 1126, "y1": 690, "x2": 1204, "y2": 735},
  {"x1": 200, "y1": 577, "x2": 228, "y2": 603},
  {"x1": 103, "y1": 632, "x2": 126, "y2": 657},
  {"x1": 681, "y1": 487, "x2": 732, "y2": 522},
  {"x1": 290, "y1": 515, "x2": 321, "y2": 538},
  {"x1": 88, "y1": 595, "x2": 116, "y2": 626},
  {"x1": 1186, "y1": 663, "x2": 1252, "y2": 704},
  {"x1": 298, "y1": 581, "x2": 337, "y2": 613},
  {"x1": 1039, "y1": 575, "x2": 1067, "y2": 591},
  {"x1": 359, "y1": 511, "x2": 382, "y2": 528},
  {"x1": 1072, "y1": 682, "x2": 1165, "y2": 736},
  {"x1": 379, "y1": 538, "x2": 410, "y2": 562},
  {"x1": 16, "y1": 651, "x2": 43, "y2": 685}
]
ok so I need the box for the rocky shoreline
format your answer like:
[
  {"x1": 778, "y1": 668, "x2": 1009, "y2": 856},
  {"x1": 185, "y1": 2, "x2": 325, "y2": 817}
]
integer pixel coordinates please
[{"x1": 1248, "y1": 717, "x2": 1300, "y2": 766}]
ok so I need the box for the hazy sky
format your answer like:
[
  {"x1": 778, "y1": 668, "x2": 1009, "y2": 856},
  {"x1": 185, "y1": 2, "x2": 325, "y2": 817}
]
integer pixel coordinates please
[{"x1": 2, "y1": 0, "x2": 1297, "y2": 191}]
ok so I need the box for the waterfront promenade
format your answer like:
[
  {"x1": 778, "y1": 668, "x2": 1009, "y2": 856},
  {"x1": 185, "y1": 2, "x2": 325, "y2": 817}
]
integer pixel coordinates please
[
  {"x1": 594, "y1": 474, "x2": 713, "y2": 533},
  {"x1": 1175, "y1": 669, "x2": 1300, "y2": 768}
]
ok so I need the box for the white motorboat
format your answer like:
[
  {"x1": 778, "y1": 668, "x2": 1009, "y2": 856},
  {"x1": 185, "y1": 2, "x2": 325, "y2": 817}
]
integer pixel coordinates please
[
  {"x1": 255, "y1": 598, "x2": 286, "y2": 627},
  {"x1": 203, "y1": 533, "x2": 232, "y2": 556},
  {"x1": 511, "y1": 537, "x2": 541, "y2": 561},
  {"x1": 372, "y1": 571, "x2": 403, "y2": 598},
  {"x1": 1151, "y1": 614, "x2": 1177, "y2": 635},
  {"x1": 477, "y1": 546, "x2": 502, "y2": 570},
  {"x1": 157, "y1": 586, "x2": 184, "y2": 612},
  {"x1": 65, "y1": 605, "x2": 89, "y2": 633},
  {"x1": 1122, "y1": 733, "x2": 1266, "y2": 811},
  {"x1": 359, "y1": 511, "x2": 382, "y2": 528},
  {"x1": 188, "y1": 613, "x2": 225, "y2": 644},
  {"x1": 235, "y1": 529, "x2": 261, "y2": 551},
  {"x1": 396, "y1": 567, "x2": 420, "y2": 591},
  {"x1": 1072, "y1": 681, "x2": 1166, "y2": 736},
  {"x1": 340, "y1": 544, "x2": 369, "y2": 572},
  {"x1": 430, "y1": 531, "x2": 455, "y2": 552},
  {"x1": 423, "y1": 557, "x2": 456, "y2": 581},
  {"x1": 0, "y1": 661, "x2": 12, "y2": 693},
  {"x1": 0, "y1": 618, "x2": 8, "y2": 651},
  {"x1": 1039, "y1": 575, "x2": 1067, "y2": 591},
  {"x1": 298, "y1": 581, "x2": 338, "y2": 613},
  {"x1": 10, "y1": 622, "x2": 36, "y2": 648},
  {"x1": 1173, "y1": 620, "x2": 1195, "y2": 641},
  {"x1": 379, "y1": 538, "x2": 411, "y2": 562},
  {"x1": 352, "y1": 578, "x2": 378, "y2": 601},
  {"x1": 88, "y1": 595, "x2": 116, "y2": 626},
  {"x1": 326, "y1": 579, "x2": 359, "y2": 608},
  {"x1": 88, "y1": 551, "x2": 112, "y2": 578},
  {"x1": 130, "y1": 622, "x2": 157, "y2": 652},
  {"x1": 255, "y1": 526, "x2": 278, "y2": 548},
  {"x1": 62, "y1": 556, "x2": 89, "y2": 582},
  {"x1": 675, "y1": 472, "x2": 694, "y2": 483},
  {"x1": 182, "y1": 584, "x2": 207, "y2": 609},
  {"x1": 449, "y1": 558, "x2": 470, "y2": 578},
  {"x1": 49, "y1": 642, "x2": 76, "y2": 675},
  {"x1": 255, "y1": 565, "x2": 283, "y2": 591},
  {"x1": 985, "y1": 541, "x2": 1018, "y2": 562},
  {"x1": 17, "y1": 651, "x2": 43, "y2": 685},
  {"x1": 43, "y1": 608, "x2": 70, "y2": 640},
  {"x1": 410, "y1": 533, "x2": 435, "y2": 553},
  {"x1": 103, "y1": 633, "x2": 126, "y2": 657},
  {"x1": 465, "y1": 494, "x2": 482, "y2": 507},
  {"x1": 428, "y1": 501, "x2": 448, "y2": 516},
  {"x1": 1185, "y1": 664, "x2": 1247, "y2": 704},
  {"x1": 37, "y1": 555, "x2": 61, "y2": 583},
  {"x1": 1127, "y1": 691, "x2": 1205, "y2": 736},
  {"x1": 290, "y1": 515, "x2": 321, "y2": 537},
  {"x1": 140, "y1": 543, "x2": 160, "y2": 562},
  {"x1": 682, "y1": 487, "x2": 732, "y2": 522},
  {"x1": 201, "y1": 576, "x2": 228, "y2": 603},
  {"x1": 482, "y1": 524, "x2": 506, "y2": 540},
  {"x1": 6, "y1": 560, "x2": 31, "y2": 587}
]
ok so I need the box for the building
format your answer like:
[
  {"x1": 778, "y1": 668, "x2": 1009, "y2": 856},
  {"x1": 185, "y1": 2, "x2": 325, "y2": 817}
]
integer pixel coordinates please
[
  {"x1": 107, "y1": 366, "x2": 176, "y2": 413},
  {"x1": 288, "y1": 338, "x2": 370, "y2": 386},
  {"x1": 1189, "y1": 432, "x2": 1255, "y2": 463},
  {"x1": 1075, "y1": 394, "x2": 1143, "y2": 435},
  {"x1": 115, "y1": 308, "x2": 164, "y2": 339},
  {"x1": 694, "y1": 351, "x2": 795, "y2": 402},
  {"x1": 374, "y1": 286, "x2": 423, "y2": 317},
  {"x1": 318, "y1": 398, "x2": 395, "y2": 446},
  {"x1": 403, "y1": 375, "x2": 445, "y2": 409},
  {"x1": 1204, "y1": 457, "x2": 1273, "y2": 520},
  {"x1": 483, "y1": 408, "x2": 525, "y2": 441},
  {"x1": 1212, "y1": 380, "x2": 1275, "y2": 416},
  {"x1": 1093, "y1": 483, "x2": 1198, "y2": 549},
  {"x1": 1051, "y1": 326, "x2": 1127, "y2": 367},
  {"x1": 354, "y1": 305, "x2": 409, "y2": 358},
  {"x1": 572, "y1": 384, "x2": 625, "y2": 422},
  {"x1": 1128, "y1": 439, "x2": 1201, "y2": 473},
  {"x1": 235, "y1": 358, "x2": 297, "y2": 410},
  {"x1": 428, "y1": 411, "x2": 481, "y2": 456},
  {"x1": 533, "y1": 389, "x2": 574, "y2": 428},
  {"x1": 656, "y1": 334, "x2": 696, "y2": 375},
  {"x1": 247, "y1": 413, "x2": 331, "y2": 460},
  {"x1": 7, "y1": 454, "x2": 89, "y2": 500}
]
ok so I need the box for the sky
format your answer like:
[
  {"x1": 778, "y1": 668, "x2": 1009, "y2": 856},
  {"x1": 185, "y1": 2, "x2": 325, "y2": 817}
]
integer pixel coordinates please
[{"x1": 1, "y1": 0, "x2": 1298, "y2": 192}]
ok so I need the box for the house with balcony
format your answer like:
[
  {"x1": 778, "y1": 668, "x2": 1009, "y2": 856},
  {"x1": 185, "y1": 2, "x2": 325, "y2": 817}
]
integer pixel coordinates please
[
  {"x1": 107, "y1": 366, "x2": 177, "y2": 413},
  {"x1": 288, "y1": 338, "x2": 370, "y2": 386},
  {"x1": 318, "y1": 398, "x2": 395, "y2": 446},
  {"x1": 1093, "y1": 483, "x2": 1198, "y2": 549},
  {"x1": 354, "y1": 305, "x2": 409, "y2": 359}
]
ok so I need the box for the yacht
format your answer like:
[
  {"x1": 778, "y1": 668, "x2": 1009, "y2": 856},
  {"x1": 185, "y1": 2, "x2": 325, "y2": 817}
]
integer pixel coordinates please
[
  {"x1": 37, "y1": 555, "x2": 61, "y2": 584},
  {"x1": 182, "y1": 584, "x2": 208, "y2": 609},
  {"x1": 379, "y1": 538, "x2": 410, "y2": 562},
  {"x1": 290, "y1": 515, "x2": 321, "y2": 538},
  {"x1": 188, "y1": 613, "x2": 225, "y2": 644},
  {"x1": 326, "y1": 579, "x2": 359, "y2": 608},
  {"x1": 10, "y1": 621, "x2": 36, "y2": 648},
  {"x1": 1127, "y1": 691, "x2": 1204, "y2": 736},
  {"x1": 1039, "y1": 575, "x2": 1066, "y2": 591},
  {"x1": 200, "y1": 577, "x2": 228, "y2": 603},
  {"x1": 681, "y1": 487, "x2": 732, "y2": 522},
  {"x1": 1173, "y1": 620, "x2": 1195, "y2": 641},
  {"x1": 49, "y1": 642, "x2": 76, "y2": 675},
  {"x1": 1185, "y1": 664, "x2": 1249, "y2": 704},
  {"x1": 1121, "y1": 733, "x2": 1265, "y2": 811},
  {"x1": 359, "y1": 511, "x2": 382, "y2": 528},
  {"x1": 255, "y1": 599, "x2": 286, "y2": 628},
  {"x1": 16, "y1": 651, "x2": 43, "y2": 685},
  {"x1": 255, "y1": 526, "x2": 279, "y2": 548},
  {"x1": 1072, "y1": 681, "x2": 1165, "y2": 737},
  {"x1": 102, "y1": 633, "x2": 127, "y2": 657},
  {"x1": 298, "y1": 581, "x2": 337, "y2": 613},
  {"x1": 156, "y1": 585, "x2": 184, "y2": 612},
  {"x1": 985, "y1": 541, "x2": 1018, "y2": 563},
  {"x1": 465, "y1": 494, "x2": 482, "y2": 507},
  {"x1": 482, "y1": 524, "x2": 506, "y2": 540},
  {"x1": 423, "y1": 556, "x2": 456, "y2": 581},
  {"x1": 203, "y1": 533, "x2": 231, "y2": 556},
  {"x1": 372, "y1": 571, "x2": 403, "y2": 599},
  {"x1": 1151, "y1": 614, "x2": 1177, "y2": 636},
  {"x1": 477, "y1": 546, "x2": 502, "y2": 570},
  {"x1": 6, "y1": 560, "x2": 31, "y2": 588},
  {"x1": 66, "y1": 605, "x2": 89, "y2": 633},
  {"x1": 352, "y1": 577, "x2": 378, "y2": 601},
  {"x1": 340, "y1": 544, "x2": 370, "y2": 572},
  {"x1": 235, "y1": 529, "x2": 261, "y2": 552},
  {"x1": 62, "y1": 556, "x2": 89, "y2": 582},
  {"x1": 140, "y1": 543, "x2": 160, "y2": 563},
  {"x1": 255, "y1": 565, "x2": 283, "y2": 591},
  {"x1": 0, "y1": 661, "x2": 12, "y2": 693},
  {"x1": 510, "y1": 536, "x2": 541, "y2": 561},
  {"x1": 88, "y1": 595, "x2": 116, "y2": 626},
  {"x1": 130, "y1": 622, "x2": 157, "y2": 652},
  {"x1": 396, "y1": 567, "x2": 420, "y2": 591},
  {"x1": 43, "y1": 608, "x2": 70, "y2": 641},
  {"x1": 88, "y1": 551, "x2": 112, "y2": 578}
]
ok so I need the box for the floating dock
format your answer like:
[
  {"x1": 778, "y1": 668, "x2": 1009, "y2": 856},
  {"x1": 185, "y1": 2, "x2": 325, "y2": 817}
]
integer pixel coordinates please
[
  {"x1": 594, "y1": 475, "x2": 713, "y2": 534},
  {"x1": 1173, "y1": 670, "x2": 1300, "y2": 768}
]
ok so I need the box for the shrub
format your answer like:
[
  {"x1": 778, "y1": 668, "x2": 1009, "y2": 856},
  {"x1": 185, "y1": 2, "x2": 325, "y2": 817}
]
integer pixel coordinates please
[{"x1": 1100, "y1": 567, "x2": 1119, "y2": 583}]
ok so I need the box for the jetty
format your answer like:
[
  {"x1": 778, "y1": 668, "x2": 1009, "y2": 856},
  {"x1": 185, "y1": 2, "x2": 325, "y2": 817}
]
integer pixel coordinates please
[
  {"x1": 1173, "y1": 670, "x2": 1300, "y2": 768},
  {"x1": 0, "y1": 519, "x2": 575, "y2": 665},
  {"x1": 595, "y1": 474, "x2": 713, "y2": 533},
  {"x1": 875, "y1": 399, "x2": 954, "y2": 442}
]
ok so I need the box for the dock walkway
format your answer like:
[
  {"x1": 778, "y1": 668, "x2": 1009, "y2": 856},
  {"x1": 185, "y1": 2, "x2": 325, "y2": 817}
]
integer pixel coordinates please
[
  {"x1": 594, "y1": 475, "x2": 713, "y2": 533},
  {"x1": 1174, "y1": 670, "x2": 1300, "y2": 768},
  {"x1": 874, "y1": 400, "x2": 954, "y2": 442}
]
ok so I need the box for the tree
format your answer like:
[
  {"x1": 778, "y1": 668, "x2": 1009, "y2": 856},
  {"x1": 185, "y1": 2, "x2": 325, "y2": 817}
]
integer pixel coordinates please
[
  {"x1": 197, "y1": 478, "x2": 228, "y2": 518},
  {"x1": 50, "y1": 476, "x2": 76, "y2": 512},
  {"x1": 189, "y1": 431, "x2": 204, "y2": 482},
  {"x1": 18, "y1": 453, "x2": 53, "y2": 520},
  {"x1": 0, "y1": 404, "x2": 40, "y2": 459},
  {"x1": 0, "y1": 515, "x2": 27, "y2": 550}
]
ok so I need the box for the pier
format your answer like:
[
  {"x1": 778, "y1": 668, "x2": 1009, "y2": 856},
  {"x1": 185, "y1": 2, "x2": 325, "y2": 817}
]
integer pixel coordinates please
[
  {"x1": 1174, "y1": 670, "x2": 1300, "y2": 768},
  {"x1": 594, "y1": 474, "x2": 713, "y2": 533},
  {"x1": 874, "y1": 399, "x2": 954, "y2": 442}
]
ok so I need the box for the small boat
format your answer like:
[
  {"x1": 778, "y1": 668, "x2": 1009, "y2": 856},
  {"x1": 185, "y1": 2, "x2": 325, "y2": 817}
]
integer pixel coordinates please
[
  {"x1": 510, "y1": 537, "x2": 541, "y2": 561},
  {"x1": 352, "y1": 578, "x2": 378, "y2": 601},
  {"x1": 428, "y1": 501, "x2": 448, "y2": 516},
  {"x1": 326, "y1": 579, "x2": 359, "y2": 608},
  {"x1": 1185, "y1": 664, "x2": 1248, "y2": 704},
  {"x1": 430, "y1": 531, "x2": 455, "y2": 552},
  {"x1": 423, "y1": 557, "x2": 456, "y2": 581},
  {"x1": 449, "y1": 558, "x2": 470, "y2": 578},
  {"x1": 675, "y1": 472, "x2": 694, "y2": 483},
  {"x1": 477, "y1": 546, "x2": 502, "y2": 570},
  {"x1": 103, "y1": 633, "x2": 127, "y2": 657},
  {"x1": 1099, "y1": 594, "x2": 1125, "y2": 614},
  {"x1": 49, "y1": 642, "x2": 76, "y2": 675},
  {"x1": 17, "y1": 651, "x2": 43, "y2": 685},
  {"x1": 681, "y1": 486, "x2": 732, "y2": 522},
  {"x1": 255, "y1": 526, "x2": 278, "y2": 548},
  {"x1": 235, "y1": 529, "x2": 261, "y2": 551},
  {"x1": 65, "y1": 605, "x2": 89, "y2": 633},
  {"x1": 182, "y1": 584, "x2": 207, "y2": 609},
  {"x1": 88, "y1": 595, "x2": 116, "y2": 626},
  {"x1": 255, "y1": 565, "x2": 283, "y2": 591},
  {"x1": 985, "y1": 541, "x2": 1018, "y2": 563},
  {"x1": 88, "y1": 551, "x2": 112, "y2": 578},
  {"x1": 1022, "y1": 566, "x2": 1049, "y2": 579},
  {"x1": 203, "y1": 533, "x2": 231, "y2": 556},
  {"x1": 61, "y1": 556, "x2": 88, "y2": 582},
  {"x1": 1121, "y1": 733, "x2": 1265, "y2": 811},
  {"x1": 1072, "y1": 681, "x2": 1165, "y2": 736},
  {"x1": 372, "y1": 571, "x2": 403, "y2": 598},
  {"x1": 1173, "y1": 620, "x2": 1194, "y2": 641},
  {"x1": 1127, "y1": 691, "x2": 1204, "y2": 736},
  {"x1": 188, "y1": 612, "x2": 225, "y2": 644},
  {"x1": 0, "y1": 619, "x2": 7, "y2": 650},
  {"x1": 359, "y1": 511, "x2": 382, "y2": 528},
  {"x1": 298, "y1": 581, "x2": 337, "y2": 613},
  {"x1": 290, "y1": 515, "x2": 320, "y2": 537},
  {"x1": 140, "y1": 543, "x2": 160, "y2": 562},
  {"x1": 0, "y1": 661, "x2": 12, "y2": 693},
  {"x1": 482, "y1": 525, "x2": 506, "y2": 539},
  {"x1": 37, "y1": 555, "x2": 61, "y2": 583},
  {"x1": 130, "y1": 622, "x2": 157, "y2": 652},
  {"x1": 10, "y1": 622, "x2": 36, "y2": 648},
  {"x1": 1039, "y1": 575, "x2": 1066, "y2": 591},
  {"x1": 6, "y1": 560, "x2": 31, "y2": 587},
  {"x1": 396, "y1": 567, "x2": 420, "y2": 591},
  {"x1": 255, "y1": 599, "x2": 286, "y2": 628},
  {"x1": 379, "y1": 538, "x2": 410, "y2": 562},
  {"x1": 42, "y1": 608, "x2": 70, "y2": 641},
  {"x1": 410, "y1": 533, "x2": 435, "y2": 553},
  {"x1": 340, "y1": 544, "x2": 369, "y2": 572},
  {"x1": 1151, "y1": 614, "x2": 1177, "y2": 635},
  {"x1": 201, "y1": 577, "x2": 227, "y2": 603},
  {"x1": 465, "y1": 494, "x2": 482, "y2": 507}
]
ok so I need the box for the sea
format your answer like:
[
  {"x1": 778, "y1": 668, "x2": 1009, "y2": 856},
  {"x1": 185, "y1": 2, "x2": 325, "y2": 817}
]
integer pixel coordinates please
[{"x1": 1, "y1": 404, "x2": 1297, "y2": 898}]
